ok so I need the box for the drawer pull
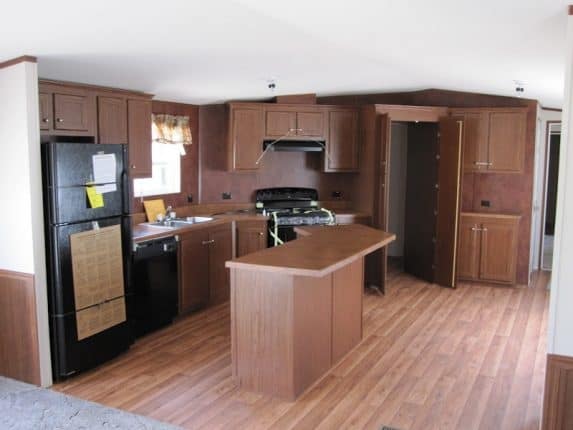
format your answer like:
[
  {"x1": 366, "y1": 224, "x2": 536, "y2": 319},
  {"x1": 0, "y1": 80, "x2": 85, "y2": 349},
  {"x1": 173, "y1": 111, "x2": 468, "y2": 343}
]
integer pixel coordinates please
[
  {"x1": 42, "y1": 118, "x2": 50, "y2": 123},
  {"x1": 56, "y1": 118, "x2": 63, "y2": 123},
  {"x1": 202, "y1": 239, "x2": 215, "y2": 245}
]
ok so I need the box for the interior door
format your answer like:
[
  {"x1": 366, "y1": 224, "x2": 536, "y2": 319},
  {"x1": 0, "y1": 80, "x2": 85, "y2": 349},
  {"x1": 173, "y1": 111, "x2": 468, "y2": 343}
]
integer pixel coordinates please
[
  {"x1": 434, "y1": 117, "x2": 464, "y2": 288},
  {"x1": 366, "y1": 114, "x2": 391, "y2": 293},
  {"x1": 403, "y1": 123, "x2": 438, "y2": 283}
]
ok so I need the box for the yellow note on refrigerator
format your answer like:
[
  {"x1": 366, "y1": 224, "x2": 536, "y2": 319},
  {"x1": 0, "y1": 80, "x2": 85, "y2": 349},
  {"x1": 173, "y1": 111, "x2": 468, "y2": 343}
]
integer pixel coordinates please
[{"x1": 86, "y1": 186, "x2": 104, "y2": 208}]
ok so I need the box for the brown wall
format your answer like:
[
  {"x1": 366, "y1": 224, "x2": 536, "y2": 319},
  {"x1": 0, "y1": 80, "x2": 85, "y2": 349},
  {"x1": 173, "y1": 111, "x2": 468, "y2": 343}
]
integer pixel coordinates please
[
  {"x1": 320, "y1": 89, "x2": 536, "y2": 285},
  {"x1": 199, "y1": 104, "x2": 355, "y2": 204},
  {"x1": 131, "y1": 100, "x2": 200, "y2": 213}
]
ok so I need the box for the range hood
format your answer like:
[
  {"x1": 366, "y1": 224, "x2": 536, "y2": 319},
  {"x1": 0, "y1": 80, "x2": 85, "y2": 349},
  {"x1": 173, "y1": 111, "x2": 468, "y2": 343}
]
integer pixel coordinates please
[{"x1": 263, "y1": 139, "x2": 325, "y2": 152}]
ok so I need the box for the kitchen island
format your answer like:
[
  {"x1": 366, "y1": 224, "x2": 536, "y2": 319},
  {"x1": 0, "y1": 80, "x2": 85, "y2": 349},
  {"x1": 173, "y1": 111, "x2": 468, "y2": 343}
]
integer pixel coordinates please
[{"x1": 226, "y1": 224, "x2": 395, "y2": 400}]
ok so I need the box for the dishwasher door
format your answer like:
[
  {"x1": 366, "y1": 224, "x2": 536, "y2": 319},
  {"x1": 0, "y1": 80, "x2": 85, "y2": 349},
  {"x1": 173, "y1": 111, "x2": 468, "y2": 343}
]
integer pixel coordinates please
[{"x1": 132, "y1": 236, "x2": 179, "y2": 338}]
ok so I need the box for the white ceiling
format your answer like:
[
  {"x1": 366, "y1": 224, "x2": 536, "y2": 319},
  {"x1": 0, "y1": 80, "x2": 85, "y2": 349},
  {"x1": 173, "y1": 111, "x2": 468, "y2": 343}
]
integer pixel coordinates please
[{"x1": 1, "y1": 0, "x2": 569, "y2": 107}]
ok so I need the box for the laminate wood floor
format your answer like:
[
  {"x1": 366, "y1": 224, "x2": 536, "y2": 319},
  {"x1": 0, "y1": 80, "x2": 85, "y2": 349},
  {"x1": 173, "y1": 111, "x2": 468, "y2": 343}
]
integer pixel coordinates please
[{"x1": 55, "y1": 269, "x2": 550, "y2": 430}]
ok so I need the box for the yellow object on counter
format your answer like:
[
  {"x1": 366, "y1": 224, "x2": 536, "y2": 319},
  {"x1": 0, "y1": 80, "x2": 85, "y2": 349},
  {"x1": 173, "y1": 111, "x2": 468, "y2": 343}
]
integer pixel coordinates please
[
  {"x1": 143, "y1": 199, "x2": 166, "y2": 222},
  {"x1": 86, "y1": 186, "x2": 104, "y2": 208}
]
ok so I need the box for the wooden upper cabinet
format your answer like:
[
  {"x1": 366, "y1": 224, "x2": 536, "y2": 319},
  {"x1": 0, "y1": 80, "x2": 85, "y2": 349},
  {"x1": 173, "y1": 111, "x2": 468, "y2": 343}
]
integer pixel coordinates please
[
  {"x1": 265, "y1": 110, "x2": 296, "y2": 137},
  {"x1": 53, "y1": 93, "x2": 91, "y2": 131},
  {"x1": 263, "y1": 107, "x2": 326, "y2": 138},
  {"x1": 39, "y1": 92, "x2": 52, "y2": 130},
  {"x1": 127, "y1": 98, "x2": 152, "y2": 178},
  {"x1": 488, "y1": 111, "x2": 526, "y2": 173},
  {"x1": 297, "y1": 111, "x2": 325, "y2": 137},
  {"x1": 457, "y1": 215, "x2": 482, "y2": 280},
  {"x1": 479, "y1": 216, "x2": 519, "y2": 283},
  {"x1": 325, "y1": 109, "x2": 359, "y2": 172},
  {"x1": 453, "y1": 108, "x2": 527, "y2": 174},
  {"x1": 208, "y1": 224, "x2": 233, "y2": 305},
  {"x1": 461, "y1": 112, "x2": 489, "y2": 172},
  {"x1": 98, "y1": 96, "x2": 128, "y2": 144},
  {"x1": 229, "y1": 104, "x2": 264, "y2": 171},
  {"x1": 179, "y1": 230, "x2": 210, "y2": 314},
  {"x1": 236, "y1": 220, "x2": 267, "y2": 257}
]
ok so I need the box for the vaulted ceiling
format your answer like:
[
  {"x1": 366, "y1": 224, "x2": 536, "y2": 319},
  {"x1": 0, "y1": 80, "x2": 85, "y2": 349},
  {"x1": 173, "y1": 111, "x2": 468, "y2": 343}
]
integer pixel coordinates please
[{"x1": 1, "y1": 0, "x2": 569, "y2": 107}]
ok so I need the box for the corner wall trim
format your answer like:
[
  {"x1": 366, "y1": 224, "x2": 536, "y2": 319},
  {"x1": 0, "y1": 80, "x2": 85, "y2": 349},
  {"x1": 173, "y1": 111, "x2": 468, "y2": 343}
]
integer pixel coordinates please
[
  {"x1": 0, "y1": 55, "x2": 38, "y2": 70},
  {"x1": 542, "y1": 353, "x2": 573, "y2": 430}
]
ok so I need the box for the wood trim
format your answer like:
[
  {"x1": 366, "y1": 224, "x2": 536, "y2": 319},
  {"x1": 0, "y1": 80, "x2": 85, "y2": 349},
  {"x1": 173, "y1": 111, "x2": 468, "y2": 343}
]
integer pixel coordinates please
[
  {"x1": 39, "y1": 79, "x2": 153, "y2": 98},
  {"x1": 542, "y1": 107, "x2": 563, "y2": 113},
  {"x1": 542, "y1": 353, "x2": 573, "y2": 430},
  {"x1": 0, "y1": 269, "x2": 41, "y2": 385},
  {"x1": 0, "y1": 55, "x2": 37, "y2": 69},
  {"x1": 274, "y1": 93, "x2": 317, "y2": 104}
]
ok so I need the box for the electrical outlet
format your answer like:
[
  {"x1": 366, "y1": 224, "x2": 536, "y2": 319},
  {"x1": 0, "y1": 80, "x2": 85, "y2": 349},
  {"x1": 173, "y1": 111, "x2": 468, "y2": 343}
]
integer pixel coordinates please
[
  {"x1": 481, "y1": 200, "x2": 491, "y2": 207},
  {"x1": 187, "y1": 194, "x2": 193, "y2": 203},
  {"x1": 222, "y1": 192, "x2": 232, "y2": 200}
]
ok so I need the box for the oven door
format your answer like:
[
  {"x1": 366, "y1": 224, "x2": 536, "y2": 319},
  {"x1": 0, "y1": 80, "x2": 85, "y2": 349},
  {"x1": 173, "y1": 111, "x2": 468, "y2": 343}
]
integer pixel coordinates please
[{"x1": 268, "y1": 224, "x2": 298, "y2": 247}]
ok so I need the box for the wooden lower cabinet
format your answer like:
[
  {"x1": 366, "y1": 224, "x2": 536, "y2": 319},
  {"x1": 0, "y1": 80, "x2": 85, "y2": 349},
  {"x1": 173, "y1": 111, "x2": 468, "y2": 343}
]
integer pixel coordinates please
[
  {"x1": 236, "y1": 220, "x2": 267, "y2": 257},
  {"x1": 457, "y1": 215, "x2": 482, "y2": 280},
  {"x1": 457, "y1": 213, "x2": 520, "y2": 284},
  {"x1": 208, "y1": 224, "x2": 233, "y2": 305},
  {"x1": 179, "y1": 230, "x2": 210, "y2": 313},
  {"x1": 179, "y1": 223, "x2": 233, "y2": 313}
]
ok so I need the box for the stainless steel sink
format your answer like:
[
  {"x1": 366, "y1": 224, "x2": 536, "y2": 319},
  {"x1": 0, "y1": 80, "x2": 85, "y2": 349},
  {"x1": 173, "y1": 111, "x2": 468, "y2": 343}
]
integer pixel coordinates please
[{"x1": 145, "y1": 217, "x2": 214, "y2": 229}]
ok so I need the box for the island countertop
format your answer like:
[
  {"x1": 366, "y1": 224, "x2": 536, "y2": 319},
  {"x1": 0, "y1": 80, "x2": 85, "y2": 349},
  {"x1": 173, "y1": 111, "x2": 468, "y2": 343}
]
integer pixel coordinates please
[{"x1": 225, "y1": 223, "x2": 395, "y2": 277}]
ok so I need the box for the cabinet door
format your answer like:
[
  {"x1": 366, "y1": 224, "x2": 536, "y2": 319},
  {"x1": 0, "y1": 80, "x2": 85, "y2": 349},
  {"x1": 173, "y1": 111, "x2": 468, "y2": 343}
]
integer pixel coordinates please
[
  {"x1": 54, "y1": 93, "x2": 90, "y2": 131},
  {"x1": 265, "y1": 110, "x2": 296, "y2": 137},
  {"x1": 479, "y1": 218, "x2": 519, "y2": 283},
  {"x1": 230, "y1": 106, "x2": 264, "y2": 171},
  {"x1": 98, "y1": 96, "x2": 128, "y2": 144},
  {"x1": 297, "y1": 111, "x2": 325, "y2": 137},
  {"x1": 39, "y1": 92, "x2": 52, "y2": 131},
  {"x1": 457, "y1": 216, "x2": 481, "y2": 280},
  {"x1": 487, "y1": 111, "x2": 526, "y2": 173},
  {"x1": 208, "y1": 224, "x2": 233, "y2": 305},
  {"x1": 236, "y1": 220, "x2": 267, "y2": 257},
  {"x1": 462, "y1": 112, "x2": 489, "y2": 172},
  {"x1": 325, "y1": 110, "x2": 359, "y2": 172},
  {"x1": 127, "y1": 99, "x2": 152, "y2": 178},
  {"x1": 179, "y1": 231, "x2": 210, "y2": 314}
]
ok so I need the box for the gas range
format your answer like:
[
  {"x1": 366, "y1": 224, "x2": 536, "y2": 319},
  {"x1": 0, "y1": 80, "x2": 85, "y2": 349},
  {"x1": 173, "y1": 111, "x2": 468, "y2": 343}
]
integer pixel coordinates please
[{"x1": 255, "y1": 187, "x2": 335, "y2": 246}]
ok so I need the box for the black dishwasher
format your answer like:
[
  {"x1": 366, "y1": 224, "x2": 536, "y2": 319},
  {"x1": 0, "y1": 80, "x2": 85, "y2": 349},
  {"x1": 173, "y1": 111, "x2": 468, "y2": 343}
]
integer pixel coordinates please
[{"x1": 132, "y1": 236, "x2": 179, "y2": 338}]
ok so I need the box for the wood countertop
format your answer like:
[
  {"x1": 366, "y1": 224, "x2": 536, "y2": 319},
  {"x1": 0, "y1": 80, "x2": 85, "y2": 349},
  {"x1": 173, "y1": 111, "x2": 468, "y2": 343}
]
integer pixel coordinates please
[
  {"x1": 225, "y1": 224, "x2": 395, "y2": 277},
  {"x1": 132, "y1": 213, "x2": 269, "y2": 243},
  {"x1": 460, "y1": 212, "x2": 522, "y2": 220},
  {"x1": 132, "y1": 210, "x2": 371, "y2": 244}
]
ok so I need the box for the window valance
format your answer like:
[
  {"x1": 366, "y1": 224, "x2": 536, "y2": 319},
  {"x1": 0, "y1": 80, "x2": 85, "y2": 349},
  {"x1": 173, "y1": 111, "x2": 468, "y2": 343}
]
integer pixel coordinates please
[{"x1": 152, "y1": 114, "x2": 192, "y2": 146}]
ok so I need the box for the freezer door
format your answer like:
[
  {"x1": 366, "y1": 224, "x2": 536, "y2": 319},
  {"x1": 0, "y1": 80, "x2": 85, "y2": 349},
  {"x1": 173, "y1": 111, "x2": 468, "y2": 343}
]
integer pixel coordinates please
[
  {"x1": 42, "y1": 142, "x2": 129, "y2": 223},
  {"x1": 46, "y1": 217, "x2": 126, "y2": 315},
  {"x1": 50, "y1": 313, "x2": 131, "y2": 381}
]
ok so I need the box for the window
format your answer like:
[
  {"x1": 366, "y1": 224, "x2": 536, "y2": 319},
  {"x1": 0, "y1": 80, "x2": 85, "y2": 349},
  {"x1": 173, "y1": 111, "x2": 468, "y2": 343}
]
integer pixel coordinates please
[{"x1": 133, "y1": 142, "x2": 181, "y2": 197}]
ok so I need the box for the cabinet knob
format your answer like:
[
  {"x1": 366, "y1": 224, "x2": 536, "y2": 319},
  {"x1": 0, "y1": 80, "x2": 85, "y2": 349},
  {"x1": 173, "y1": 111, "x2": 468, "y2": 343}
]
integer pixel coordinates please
[
  {"x1": 131, "y1": 164, "x2": 136, "y2": 169},
  {"x1": 42, "y1": 118, "x2": 49, "y2": 123},
  {"x1": 258, "y1": 232, "x2": 264, "y2": 236},
  {"x1": 56, "y1": 118, "x2": 63, "y2": 123}
]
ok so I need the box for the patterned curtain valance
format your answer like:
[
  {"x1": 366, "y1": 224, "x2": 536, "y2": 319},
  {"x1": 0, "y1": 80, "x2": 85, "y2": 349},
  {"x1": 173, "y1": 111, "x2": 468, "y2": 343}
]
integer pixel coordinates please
[{"x1": 152, "y1": 114, "x2": 192, "y2": 145}]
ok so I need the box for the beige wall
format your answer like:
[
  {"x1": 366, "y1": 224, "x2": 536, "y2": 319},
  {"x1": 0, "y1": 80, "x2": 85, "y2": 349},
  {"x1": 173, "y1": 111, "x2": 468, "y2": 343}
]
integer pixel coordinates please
[{"x1": 0, "y1": 59, "x2": 52, "y2": 386}]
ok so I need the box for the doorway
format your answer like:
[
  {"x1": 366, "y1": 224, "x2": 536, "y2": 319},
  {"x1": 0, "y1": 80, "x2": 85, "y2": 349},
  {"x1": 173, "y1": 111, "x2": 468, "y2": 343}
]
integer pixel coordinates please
[
  {"x1": 540, "y1": 121, "x2": 561, "y2": 271},
  {"x1": 387, "y1": 121, "x2": 438, "y2": 283}
]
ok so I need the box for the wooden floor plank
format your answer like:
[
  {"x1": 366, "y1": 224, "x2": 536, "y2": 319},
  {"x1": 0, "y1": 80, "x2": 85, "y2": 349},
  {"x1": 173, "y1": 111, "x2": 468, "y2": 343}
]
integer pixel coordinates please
[{"x1": 52, "y1": 267, "x2": 550, "y2": 430}]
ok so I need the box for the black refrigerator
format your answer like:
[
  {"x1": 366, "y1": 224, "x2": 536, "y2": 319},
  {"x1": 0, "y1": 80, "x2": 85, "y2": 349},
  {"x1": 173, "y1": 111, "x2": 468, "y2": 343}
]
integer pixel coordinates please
[{"x1": 42, "y1": 141, "x2": 133, "y2": 381}]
